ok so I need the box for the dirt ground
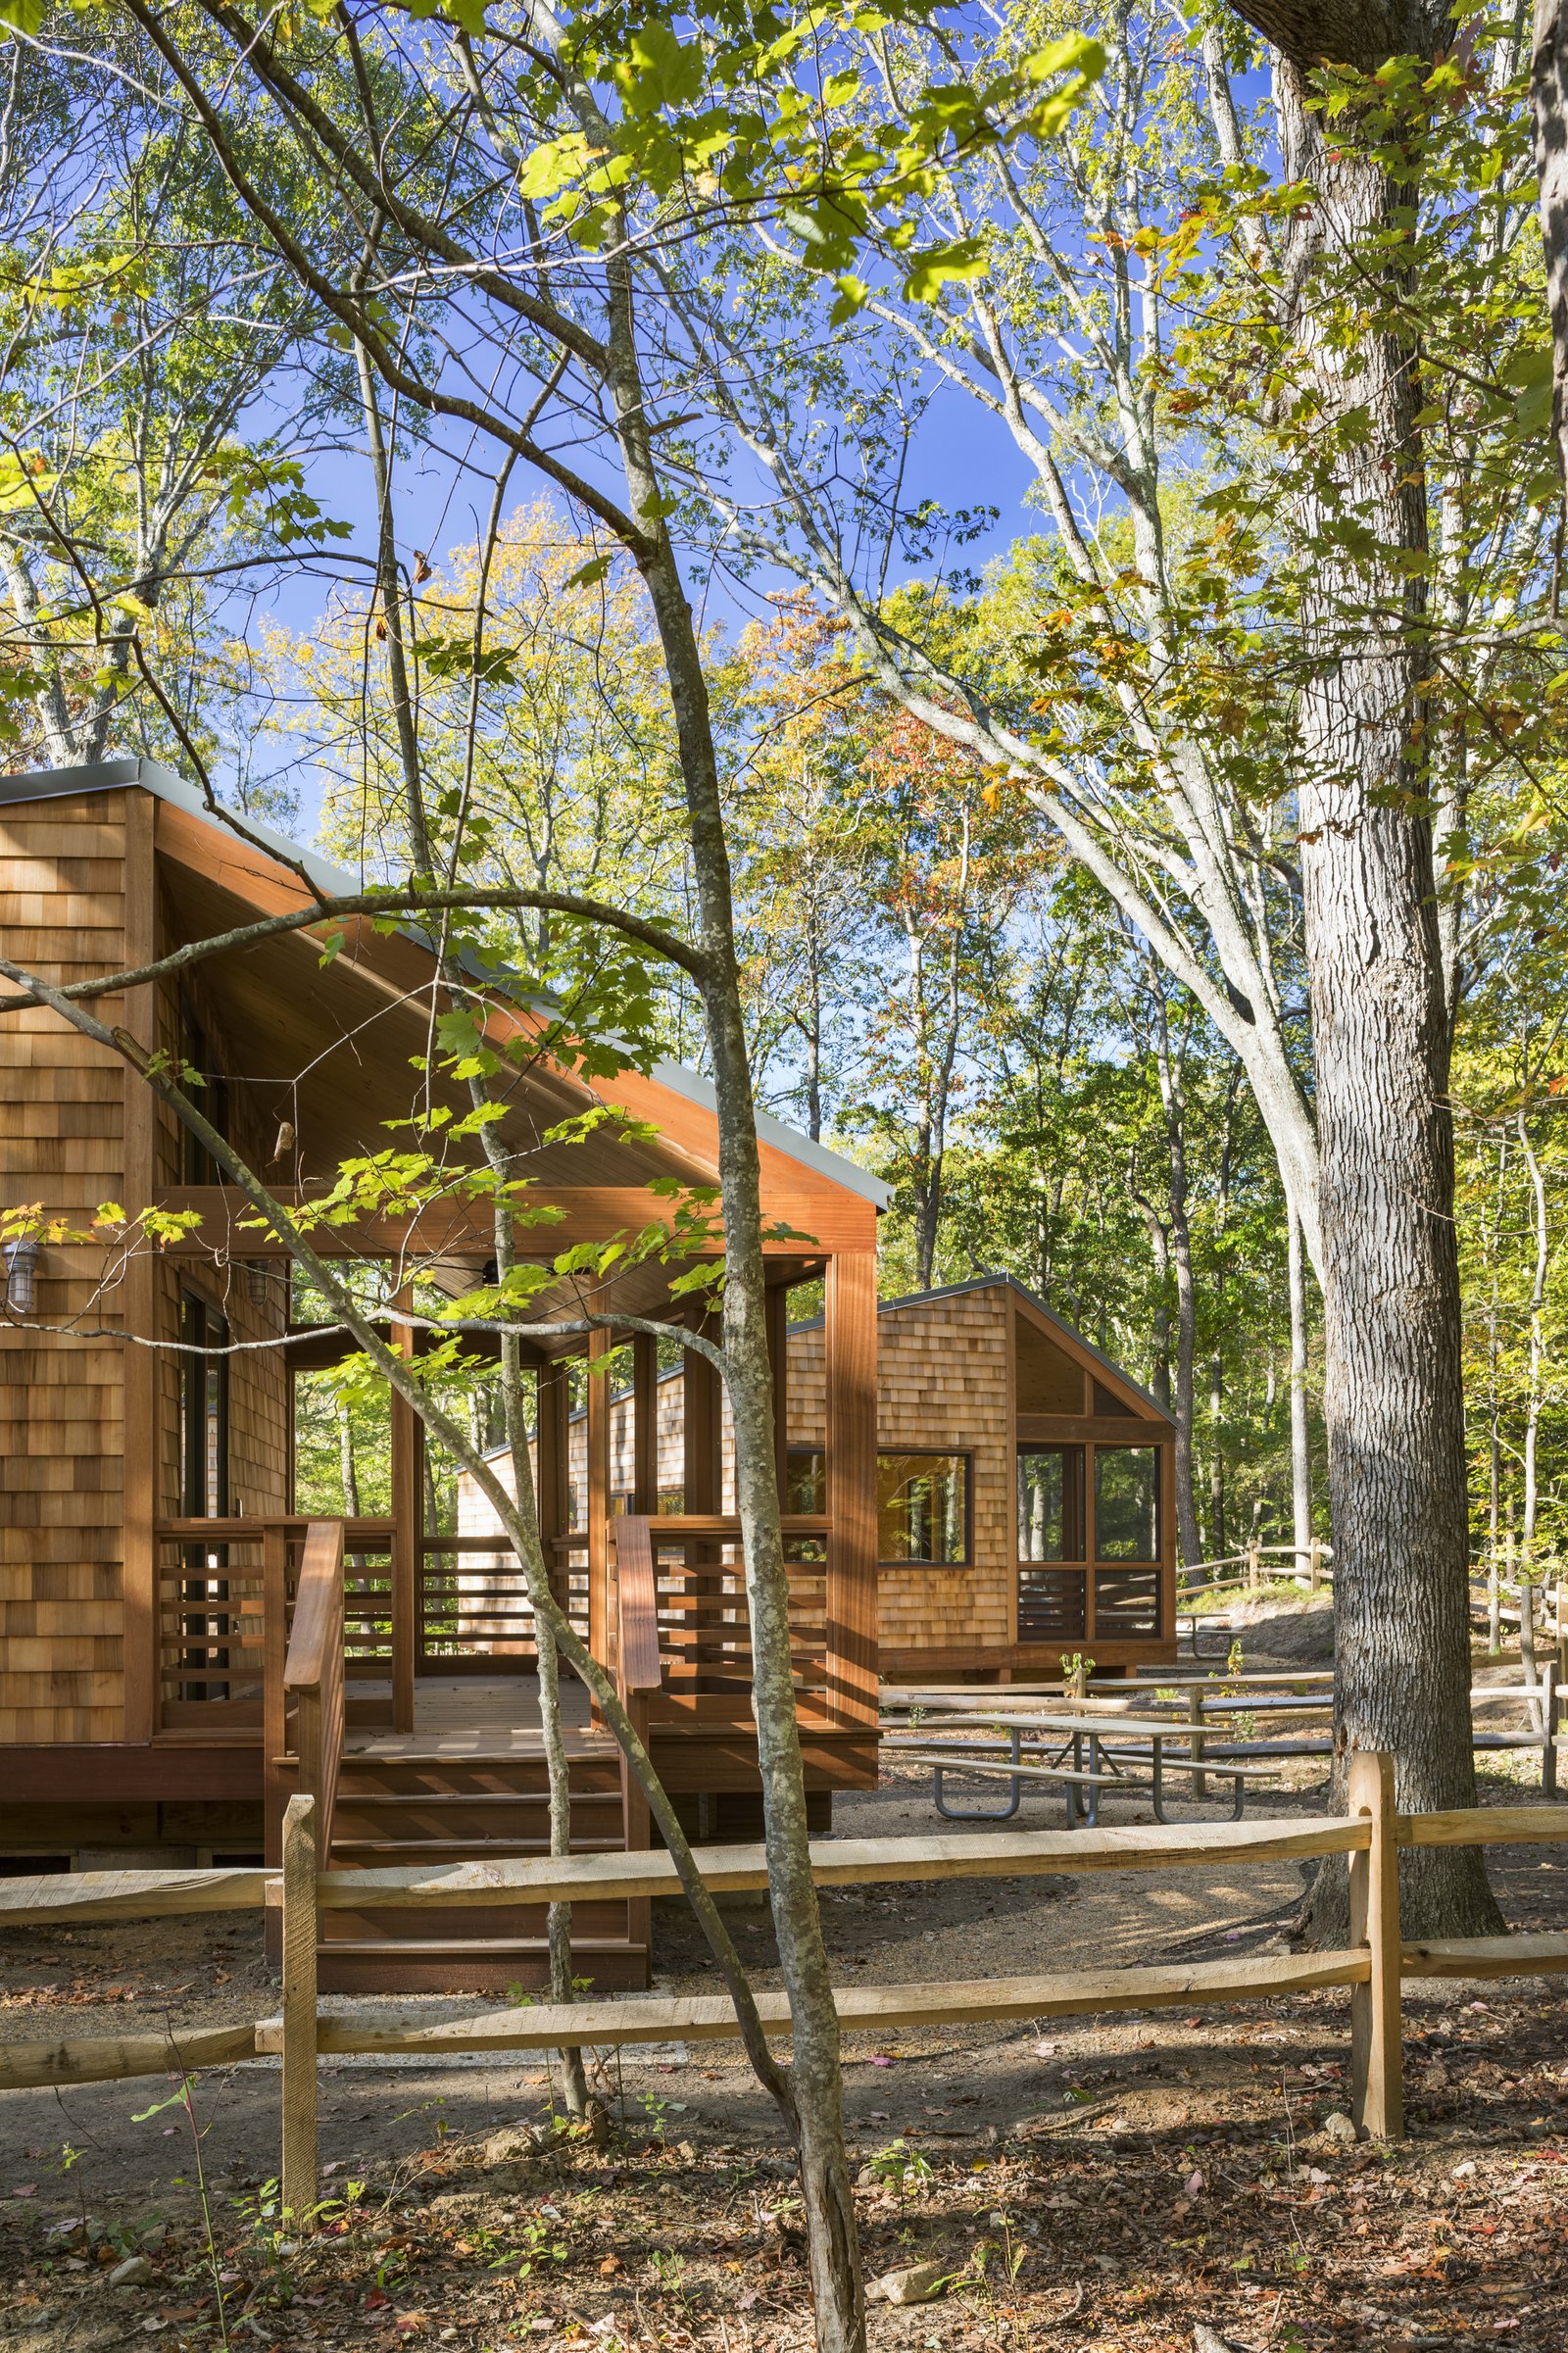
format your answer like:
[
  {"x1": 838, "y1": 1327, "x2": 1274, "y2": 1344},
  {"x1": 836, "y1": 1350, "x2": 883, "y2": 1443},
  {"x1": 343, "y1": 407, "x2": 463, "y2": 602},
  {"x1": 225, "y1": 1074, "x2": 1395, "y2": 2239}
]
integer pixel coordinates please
[{"x1": 3, "y1": 1605, "x2": 1565, "y2": 2352}]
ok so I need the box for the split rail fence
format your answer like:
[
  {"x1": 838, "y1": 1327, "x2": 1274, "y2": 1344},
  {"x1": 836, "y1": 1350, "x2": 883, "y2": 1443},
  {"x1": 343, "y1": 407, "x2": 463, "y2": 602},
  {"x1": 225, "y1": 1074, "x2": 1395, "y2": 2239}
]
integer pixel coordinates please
[{"x1": 4, "y1": 1763, "x2": 1568, "y2": 2224}]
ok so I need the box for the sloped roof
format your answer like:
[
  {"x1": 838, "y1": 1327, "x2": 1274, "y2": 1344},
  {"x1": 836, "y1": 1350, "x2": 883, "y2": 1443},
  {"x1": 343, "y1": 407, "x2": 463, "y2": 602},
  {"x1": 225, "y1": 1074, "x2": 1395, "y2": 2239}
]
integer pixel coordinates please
[
  {"x1": 0, "y1": 755, "x2": 888, "y2": 1210},
  {"x1": 792, "y1": 1269, "x2": 1167, "y2": 1419}
]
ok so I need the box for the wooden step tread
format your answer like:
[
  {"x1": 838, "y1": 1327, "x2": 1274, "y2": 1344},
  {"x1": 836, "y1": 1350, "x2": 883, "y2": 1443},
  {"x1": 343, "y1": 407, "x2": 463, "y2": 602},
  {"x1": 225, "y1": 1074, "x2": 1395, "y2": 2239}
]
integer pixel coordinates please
[
  {"x1": 329, "y1": 1839, "x2": 626, "y2": 1860},
  {"x1": 317, "y1": 1937, "x2": 649, "y2": 1958},
  {"x1": 337, "y1": 1791, "x2": 622, "y2": 1807}
]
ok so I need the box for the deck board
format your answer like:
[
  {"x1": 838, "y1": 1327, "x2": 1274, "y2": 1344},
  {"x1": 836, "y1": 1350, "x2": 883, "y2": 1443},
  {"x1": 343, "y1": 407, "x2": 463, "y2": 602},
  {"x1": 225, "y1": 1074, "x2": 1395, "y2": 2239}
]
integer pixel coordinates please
[{"x1": 343, "y1": 1675, "x2": 613, "y2": 1760}]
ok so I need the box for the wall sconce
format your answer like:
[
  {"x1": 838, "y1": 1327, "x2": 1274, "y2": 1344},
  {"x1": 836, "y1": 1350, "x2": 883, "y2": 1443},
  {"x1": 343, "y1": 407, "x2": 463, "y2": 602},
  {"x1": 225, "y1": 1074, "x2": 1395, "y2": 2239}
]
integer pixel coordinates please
[
  {"x1": 246, "y1": 1261, "x2": 269, "y2": 1307},
  {"x1": 5, "y1": 1236, "x2": 39, "y2": 1315}
]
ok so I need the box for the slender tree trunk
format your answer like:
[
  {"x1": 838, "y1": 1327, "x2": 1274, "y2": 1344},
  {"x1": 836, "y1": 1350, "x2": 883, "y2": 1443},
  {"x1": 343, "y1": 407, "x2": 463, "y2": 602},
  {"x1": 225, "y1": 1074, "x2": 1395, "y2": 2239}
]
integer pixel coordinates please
[
  {"x1": 1287, "y1": 1207, "x2": 1313, "y2": 1582},
  {"x1": 1532, "y1": 0, "x2": 1568, "y2": 487},
  {"x1": 1518, "y1": 1112, "x2": 1549, "y2": 1561},
  {"x1": 1269, "y1": 59, "x2": 1500, "y2": 1939},
  {"x1": 355, "y1": 339, "x2": 591, "y2": 2106},
  {"x1": 606, "y1": 245, "x2": 862, "y2": 2336}
]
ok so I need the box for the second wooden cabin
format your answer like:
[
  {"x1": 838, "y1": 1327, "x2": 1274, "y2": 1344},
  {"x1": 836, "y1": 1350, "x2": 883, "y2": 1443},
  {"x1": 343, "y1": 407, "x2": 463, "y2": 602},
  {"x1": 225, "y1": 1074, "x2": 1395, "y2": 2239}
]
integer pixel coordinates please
[{"x1": 461, "y1": 1273, "x2": 1178, "y2": 1680}]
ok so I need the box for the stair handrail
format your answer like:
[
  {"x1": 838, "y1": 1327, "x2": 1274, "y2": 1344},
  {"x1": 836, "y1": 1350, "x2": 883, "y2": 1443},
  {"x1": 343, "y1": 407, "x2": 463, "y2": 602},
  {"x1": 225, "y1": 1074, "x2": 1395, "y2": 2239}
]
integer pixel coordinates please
[
  {"x1": 283, "y1": 1519, "x2": 347, "y2": 1857},
  {"x1": 613, "y1": 1515, "x2": 663, "y2": 1699}
]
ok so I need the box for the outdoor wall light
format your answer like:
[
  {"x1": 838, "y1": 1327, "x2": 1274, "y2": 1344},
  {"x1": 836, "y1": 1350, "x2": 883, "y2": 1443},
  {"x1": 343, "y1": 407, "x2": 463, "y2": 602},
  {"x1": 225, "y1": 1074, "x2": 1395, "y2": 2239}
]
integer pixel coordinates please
[
  {"x1": 5, "y1": 1236, "x2": 39, "y2": 1315},
  {"x1": 247, "y1": 1260, "x2": 269, "y2": 1306}
]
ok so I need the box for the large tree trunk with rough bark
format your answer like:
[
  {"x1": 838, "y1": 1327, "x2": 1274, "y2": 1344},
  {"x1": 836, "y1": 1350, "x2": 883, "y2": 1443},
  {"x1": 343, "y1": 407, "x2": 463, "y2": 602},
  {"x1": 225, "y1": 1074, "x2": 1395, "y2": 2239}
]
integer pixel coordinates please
[{"x1": 1262, "y1": 44, "x2": 1501, "y2": 1938}]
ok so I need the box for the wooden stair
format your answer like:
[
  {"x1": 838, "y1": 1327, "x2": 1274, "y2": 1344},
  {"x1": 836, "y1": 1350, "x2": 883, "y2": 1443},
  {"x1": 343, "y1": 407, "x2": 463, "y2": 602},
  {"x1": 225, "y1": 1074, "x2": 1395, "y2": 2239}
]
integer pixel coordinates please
[{"x1": 317, "y1": 1749, "x2": 650, "y2": 1993}]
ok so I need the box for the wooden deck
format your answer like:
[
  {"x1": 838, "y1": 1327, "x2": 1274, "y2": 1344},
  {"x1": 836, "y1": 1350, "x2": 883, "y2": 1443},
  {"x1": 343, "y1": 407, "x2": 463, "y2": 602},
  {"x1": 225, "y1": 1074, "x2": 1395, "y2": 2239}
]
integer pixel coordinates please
[{"x1": 343, "y1": 1675, "x2": 609, "y2": 1759}]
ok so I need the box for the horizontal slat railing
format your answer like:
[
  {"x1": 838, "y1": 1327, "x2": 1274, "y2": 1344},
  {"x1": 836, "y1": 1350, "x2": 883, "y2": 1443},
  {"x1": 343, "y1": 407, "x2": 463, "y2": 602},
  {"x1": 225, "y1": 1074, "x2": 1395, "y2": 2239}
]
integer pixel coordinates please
[
  {"x1": 155, "y1": 1516, "x2": 394, "y2": 1733},
  {"x1": 604, "y1": 1512, "x2": 834, "y2": 1720}
]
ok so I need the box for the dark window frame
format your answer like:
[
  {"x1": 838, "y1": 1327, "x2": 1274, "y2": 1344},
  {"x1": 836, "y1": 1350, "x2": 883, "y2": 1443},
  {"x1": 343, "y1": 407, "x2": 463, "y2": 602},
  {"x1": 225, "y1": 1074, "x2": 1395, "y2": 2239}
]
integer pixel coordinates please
[
  {"x1": 1016, "y1": 1442, "x2": 1086, "y2": 1563},
  {"x1": 1091, "y1": 1442, "x2": 1162, "y2": 1564},
  {"x1": 876, "y1": 1447, "x2": 974, "y2": 1569}
]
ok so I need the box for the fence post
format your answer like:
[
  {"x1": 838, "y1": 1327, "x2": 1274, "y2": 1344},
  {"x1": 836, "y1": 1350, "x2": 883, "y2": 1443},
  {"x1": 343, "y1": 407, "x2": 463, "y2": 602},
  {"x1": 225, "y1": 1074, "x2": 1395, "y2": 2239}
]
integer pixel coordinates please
[
  {"x1": 281, "y1": 1792, "x2": 319, "y2": 2228},
  {"x1": 1187, "y1": 1686, "x2": 1207, "y2": 1798},
  {"x1": 1521, "y1": 1580, "x2": 1538, "y2": 1700},
  {"x1": 1347, "y1": 1752, "x2": 1402, "y2": 2141},
  {"x1": 1246, "y1": 1539, "x2": 1261, "y2": 1593},
  {"x1": 1308, "y1": 1538, "x2": 1323, "y2": 1593},
  {"x1": 1543, "y1": 1663, "x2": 1558, "y2": 1802}
]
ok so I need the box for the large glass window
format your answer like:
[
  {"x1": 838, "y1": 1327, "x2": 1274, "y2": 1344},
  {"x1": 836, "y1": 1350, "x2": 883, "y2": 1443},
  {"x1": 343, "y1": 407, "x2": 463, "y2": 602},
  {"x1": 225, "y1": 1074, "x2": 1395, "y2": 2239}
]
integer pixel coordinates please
[
  {"x1": 1017, "y1": 1446, "x2": 1085, "y2": 1560},
  {"x1": 878, "y1": 1451, "x2": 969, "y2": 1565},
  {"x1": 1094, "y1": 1446, "x2": 1159, "y2": 1560}
]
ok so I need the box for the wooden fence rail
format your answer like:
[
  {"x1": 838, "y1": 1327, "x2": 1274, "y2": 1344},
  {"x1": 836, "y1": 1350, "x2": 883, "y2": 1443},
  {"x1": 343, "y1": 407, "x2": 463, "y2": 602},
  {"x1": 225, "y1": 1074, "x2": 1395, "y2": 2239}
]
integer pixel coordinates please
[{"x1": 7, "y1": 1773, "x2": 1568, "y2": 2222}]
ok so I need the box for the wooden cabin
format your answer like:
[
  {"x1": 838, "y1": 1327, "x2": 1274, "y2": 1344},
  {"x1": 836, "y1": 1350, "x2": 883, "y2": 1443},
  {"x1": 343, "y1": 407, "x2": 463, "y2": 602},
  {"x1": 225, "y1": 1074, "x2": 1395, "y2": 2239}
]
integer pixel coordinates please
[
  {"x1": 788, "y1": 1277, "x2": 1178, "y2": 1680},
  {"x1": 461, "y1": 1275, "x2": 1178, "y2": 1682},
  {"x1": 0, "y1": 757, "x2": 885, "y2": 1989}
]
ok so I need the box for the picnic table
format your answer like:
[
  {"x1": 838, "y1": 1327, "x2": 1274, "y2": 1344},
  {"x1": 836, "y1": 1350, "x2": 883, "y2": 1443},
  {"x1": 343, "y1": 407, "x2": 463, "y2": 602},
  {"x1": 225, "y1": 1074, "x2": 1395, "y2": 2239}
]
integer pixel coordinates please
[{"x1": 882, "y1": 1709, "x2": 1282, "y2": 1827}]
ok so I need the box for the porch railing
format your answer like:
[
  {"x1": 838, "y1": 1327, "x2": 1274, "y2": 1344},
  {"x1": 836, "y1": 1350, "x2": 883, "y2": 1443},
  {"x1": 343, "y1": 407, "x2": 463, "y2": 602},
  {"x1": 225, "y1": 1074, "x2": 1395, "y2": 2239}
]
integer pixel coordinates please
[
  {"x1": 154, "y1": 1516, "x2": 396, "y2": 1735},
  {"x1": 594, "y1": 1513, "x2": 837, "y2": 1721},
  {"x1": 415, "y1": 1530, "x2": 591, "y2": 1673}
]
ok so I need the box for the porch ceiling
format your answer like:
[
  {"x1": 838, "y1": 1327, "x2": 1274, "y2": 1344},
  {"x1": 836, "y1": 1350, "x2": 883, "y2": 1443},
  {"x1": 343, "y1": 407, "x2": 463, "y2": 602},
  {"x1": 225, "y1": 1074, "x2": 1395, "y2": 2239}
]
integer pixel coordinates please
[{"x1": 157, "y1": 855, "x2": 713, "y2": 1194}]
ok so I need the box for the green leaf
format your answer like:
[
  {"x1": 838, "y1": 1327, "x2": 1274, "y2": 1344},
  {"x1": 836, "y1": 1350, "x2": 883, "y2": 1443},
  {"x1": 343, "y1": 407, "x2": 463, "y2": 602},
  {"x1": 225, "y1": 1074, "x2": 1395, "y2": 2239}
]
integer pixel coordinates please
[{"x1": 902, "y1": 237, "x2": 989, "y2": 304}]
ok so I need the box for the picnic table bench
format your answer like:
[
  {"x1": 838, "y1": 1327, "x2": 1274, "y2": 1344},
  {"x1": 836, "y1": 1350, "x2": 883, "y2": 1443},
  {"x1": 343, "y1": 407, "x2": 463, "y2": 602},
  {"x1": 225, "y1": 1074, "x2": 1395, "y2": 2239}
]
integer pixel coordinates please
[{"x1": 883, "y1": 1711, "x2": 1283, "y2": 1827}]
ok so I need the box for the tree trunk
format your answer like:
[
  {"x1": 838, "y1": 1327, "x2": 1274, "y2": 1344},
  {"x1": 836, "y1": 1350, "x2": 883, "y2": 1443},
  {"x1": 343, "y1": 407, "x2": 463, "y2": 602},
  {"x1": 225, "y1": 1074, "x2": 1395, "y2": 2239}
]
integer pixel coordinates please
[
  {"x1": 1287, "y1": 1208, "x2": 1312, "y2": 1582},
  {"x1": 1271, "y1": 58, "x2": 1500, "y2": 1939},
  {"x1": 1532, "y1": 0, "x2": 1568, "y2": 488},
  {"x1": 1517, "y1": 1112, "x2": 1549, "y2": 1561}
]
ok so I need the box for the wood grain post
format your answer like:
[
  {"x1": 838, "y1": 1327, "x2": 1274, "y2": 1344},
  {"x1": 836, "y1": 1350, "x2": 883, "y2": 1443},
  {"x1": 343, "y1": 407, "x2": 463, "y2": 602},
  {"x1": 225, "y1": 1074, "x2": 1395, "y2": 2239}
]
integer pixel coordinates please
[
  {"x1": 587, "y1": 1324, "x2": 612, "y2": 1692},
  {"x1": 1187, "y1": 1687, "x2": 1207, "y2": 1799},
  {"x1": 536, "y1": 1359, "x2": 568, "y2": 1659},
  {"x1": 1347, "y1": 1751, "x2": 1403, "y2": 2140},
  {"x1": 765, "y1": 1282, "x2": 790, "y2": 1506},
  {"x1": 1543, "y1": 1664, "x2": 1558, "y2": 1802},
  {"x1": 121, "y1": 788, "x2": 159, "y2": 1743},
  {"x1": 631, "y1": 1333, "x2": 659, "y2": 1516},
  {"x1": 389, "y1": 1299, "x2": 417, "y2": 1733},
  {"x1": 825, "y1": 1250, "x2": 879, "y2": 1727},
  {"x1": 280, "y1": 1791, "x2": 319, "y2": 2225}
]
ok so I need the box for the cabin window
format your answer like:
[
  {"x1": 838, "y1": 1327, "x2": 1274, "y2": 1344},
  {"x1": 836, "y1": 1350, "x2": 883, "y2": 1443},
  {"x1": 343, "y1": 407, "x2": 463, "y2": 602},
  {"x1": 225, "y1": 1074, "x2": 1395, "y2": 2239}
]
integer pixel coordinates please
[
  {"x1": 785, "y1": 1447, "x2": 825, "y2": 1515},
  {"x1": 179, "y1": 1005, "x2": 229, "y2": 1187},
  {"x1": 566, "y1": 1480, "x2": 580, "y2": 1530},
  {"x1": 1093, "y1": 1446, "x2": 1159, "y2": 1560},
  {"x1": 180, "y1": 1295, "x2": 229, "y2": 1517},
  {"x1": 1092, "y1": 1378, "x2": 1138, "y2": 1418},
  {"x1": 878, "y1": 1451, "x2": 970, "y2": 1566},
  {"x1": 1017, "y1": 1446, "x2": 1085, "y2": 1561},
  {"x1": 658, "y1": 1486, "x2": 686, "y2": 1515}
]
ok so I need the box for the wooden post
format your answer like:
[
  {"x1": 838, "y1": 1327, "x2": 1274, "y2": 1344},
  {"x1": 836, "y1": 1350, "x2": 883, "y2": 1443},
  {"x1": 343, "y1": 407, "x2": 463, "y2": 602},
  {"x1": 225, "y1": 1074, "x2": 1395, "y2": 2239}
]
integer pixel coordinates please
[
  {"x1": 824, "y1": 1250, "x2": 880, "y2": 1727},
  {"x1": 765, "y1": 1281, "x2": 790, "y2": 1507},
  {"x1": 389, "y1": 1299, "x2": 417, "y2": 1734},
  {"x1": 1347, "y1": 1751, "x2": 1402, "y2": 2140},
  {"x1": 1309, "y1": 1538, "x2": 1323, "y2": 1593},
  {"x1": 682, "y1": 1324, "x2": 721, "y2": 1513},
  {"x1": 122, "y1": 788, "x2": 159, "y2": 1743},
  {"x1": 262, "y1": 1521, "x2": 289, "y2": 1866},
  {"x1": 1246, "y1": 1538, "x2": 1262, "y2": 1593},
  {"x1": 1543, "y1": 1662, "x2": 1558, "y2": 1801},
  {"x1": 587, "y1": 1325, "x2": 612, "y2": 1683},
  {"x1": 1187, "y1": 1686, "x2": 1207, "y2": 1798},
  {"x1": 535, "y1": 1359, "x2": 568, "y2": 1658},
  {"x1": 631, "y1": 1333, "x2": 659, "y2": 1516},
  {"x1": 280, "y1": 1792, "x2": 318, "y2": 2225},
  {"x1": 1521, "y1": 1579, "x2": 1538, "y2": 1698}
]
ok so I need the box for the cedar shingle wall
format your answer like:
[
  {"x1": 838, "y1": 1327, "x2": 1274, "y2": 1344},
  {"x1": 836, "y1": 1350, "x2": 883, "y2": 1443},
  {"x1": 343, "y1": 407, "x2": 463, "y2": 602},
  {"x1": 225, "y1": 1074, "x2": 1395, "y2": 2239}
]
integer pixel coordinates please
[
  {"x1": 0, "y1": 796, "x2": 131, "y2": 1741},
  {"x1": 788, "y1": 1291, "x2": 1012, "y2": 1648}
]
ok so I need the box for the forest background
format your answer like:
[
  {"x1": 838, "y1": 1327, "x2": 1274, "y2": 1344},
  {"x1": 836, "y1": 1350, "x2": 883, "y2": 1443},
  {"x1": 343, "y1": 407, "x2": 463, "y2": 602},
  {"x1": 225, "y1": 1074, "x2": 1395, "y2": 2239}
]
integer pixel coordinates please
[{"x1": 1, "y1": 0, "x2": 1564, "y2": 1583}]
